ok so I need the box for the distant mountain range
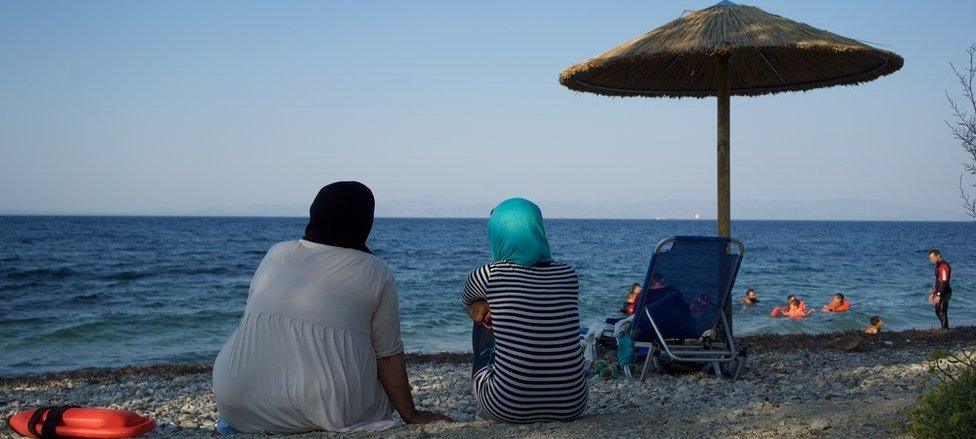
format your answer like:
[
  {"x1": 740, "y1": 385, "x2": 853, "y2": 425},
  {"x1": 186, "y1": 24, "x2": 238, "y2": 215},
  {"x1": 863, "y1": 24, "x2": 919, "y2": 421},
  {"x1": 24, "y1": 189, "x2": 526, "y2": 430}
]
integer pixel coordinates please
[
  {"x1": 6, "y1": 197, "x2": 969, "y2": 221},
  {"x1": 373, "y1": 197, "x2": 970, "y2": 221}
]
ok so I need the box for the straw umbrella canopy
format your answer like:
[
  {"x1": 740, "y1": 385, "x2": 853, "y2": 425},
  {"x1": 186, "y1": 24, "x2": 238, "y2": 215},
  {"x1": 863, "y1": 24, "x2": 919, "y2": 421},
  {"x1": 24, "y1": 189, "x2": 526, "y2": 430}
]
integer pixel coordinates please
[{"x1": 559, "y1": 1, "x2": 903, "y2": 237}]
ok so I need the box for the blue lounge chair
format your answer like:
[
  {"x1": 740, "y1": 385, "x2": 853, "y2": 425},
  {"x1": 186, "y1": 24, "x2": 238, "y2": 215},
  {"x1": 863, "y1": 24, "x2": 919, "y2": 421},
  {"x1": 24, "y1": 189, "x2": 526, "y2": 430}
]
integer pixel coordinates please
[{"x1": 630, "y1": 236, "x2": 747, "y2": 380}]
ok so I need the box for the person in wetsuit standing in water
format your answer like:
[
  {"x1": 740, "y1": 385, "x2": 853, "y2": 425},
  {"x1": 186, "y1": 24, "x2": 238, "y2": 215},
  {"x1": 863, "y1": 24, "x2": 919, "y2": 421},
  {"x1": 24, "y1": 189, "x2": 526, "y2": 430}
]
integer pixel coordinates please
[{"x1": 928, "y1": 249, "x2": 953, "y2": 329}]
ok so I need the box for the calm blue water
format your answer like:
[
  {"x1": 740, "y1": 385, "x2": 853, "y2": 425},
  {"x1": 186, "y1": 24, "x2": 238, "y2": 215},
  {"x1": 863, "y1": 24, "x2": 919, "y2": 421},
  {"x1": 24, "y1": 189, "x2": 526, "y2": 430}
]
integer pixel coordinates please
[{"x1": 0, "y1": 216, "x2": 973, "y2": 376}]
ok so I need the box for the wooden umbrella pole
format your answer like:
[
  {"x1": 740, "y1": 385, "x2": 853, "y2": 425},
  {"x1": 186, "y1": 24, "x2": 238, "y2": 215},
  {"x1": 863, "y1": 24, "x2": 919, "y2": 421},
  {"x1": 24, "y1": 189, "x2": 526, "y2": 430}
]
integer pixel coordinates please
[{"x1": 716, "y1": 56, "x2": 731, "y2": 237}]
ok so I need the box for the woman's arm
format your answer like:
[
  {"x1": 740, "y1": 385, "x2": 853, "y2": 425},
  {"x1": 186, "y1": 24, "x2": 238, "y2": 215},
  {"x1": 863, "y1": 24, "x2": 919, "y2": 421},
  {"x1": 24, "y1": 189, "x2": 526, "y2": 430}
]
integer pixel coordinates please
[
  {"x1": 462, "y1": 265, "x2": 492, "y2": 326},
  {"x1": 376, "y1": 354, "x2": 451, "y2": 424},
  {"x1": 372, "y1": 272, "x2": 450, "y2": 424},
  {"x1": 461, "y1": 265, "x2": 490, "y2": 306}
]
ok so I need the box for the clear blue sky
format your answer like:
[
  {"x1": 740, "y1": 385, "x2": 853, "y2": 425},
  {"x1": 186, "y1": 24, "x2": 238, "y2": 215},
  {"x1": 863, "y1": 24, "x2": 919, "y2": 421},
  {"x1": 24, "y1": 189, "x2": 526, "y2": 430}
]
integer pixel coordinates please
[{"x1": 2, "y1": 0, "x2": 975, "y2": 220}]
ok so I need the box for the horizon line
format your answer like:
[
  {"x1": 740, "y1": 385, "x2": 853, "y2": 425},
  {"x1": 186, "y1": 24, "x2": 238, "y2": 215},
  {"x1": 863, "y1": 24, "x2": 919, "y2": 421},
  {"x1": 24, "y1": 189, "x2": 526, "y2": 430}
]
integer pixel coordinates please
[{"x1": 0, "y1": 213, "x2": 972, "y2": 224}]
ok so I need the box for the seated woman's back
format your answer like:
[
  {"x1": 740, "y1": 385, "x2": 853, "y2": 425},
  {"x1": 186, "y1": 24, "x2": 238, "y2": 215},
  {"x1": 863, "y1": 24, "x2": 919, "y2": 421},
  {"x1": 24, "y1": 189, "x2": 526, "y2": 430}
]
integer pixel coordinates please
[
  {"x1": 244, "y1": 240, "x2": 392, "y2": 330},
  {"x1": 212, "y1": 183, "x2": 407, "y2": 434},
  {"x1": 461, "y1": 198, "x2": 587, "y2": 423},
  {"x1": 214, "y1": 241, "x2": 403, "y2": 433},
  {"x1": 464, "y1": 261, "x2": 587, "y2": 422}
]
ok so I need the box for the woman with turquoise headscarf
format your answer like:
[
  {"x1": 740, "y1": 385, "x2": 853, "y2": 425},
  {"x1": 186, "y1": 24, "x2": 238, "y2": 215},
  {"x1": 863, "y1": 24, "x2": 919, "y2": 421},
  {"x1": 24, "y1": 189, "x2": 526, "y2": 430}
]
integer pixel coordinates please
[{"x1": 460, "y1": 198, "x2": 587, "y2": 423}]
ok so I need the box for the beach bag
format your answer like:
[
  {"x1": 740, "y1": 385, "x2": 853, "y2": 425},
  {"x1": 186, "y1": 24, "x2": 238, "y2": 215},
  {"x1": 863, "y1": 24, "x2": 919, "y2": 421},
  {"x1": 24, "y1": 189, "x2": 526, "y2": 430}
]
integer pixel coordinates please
[{"x1": 616, "y1": 333, "x2": 634, "y2": 377}]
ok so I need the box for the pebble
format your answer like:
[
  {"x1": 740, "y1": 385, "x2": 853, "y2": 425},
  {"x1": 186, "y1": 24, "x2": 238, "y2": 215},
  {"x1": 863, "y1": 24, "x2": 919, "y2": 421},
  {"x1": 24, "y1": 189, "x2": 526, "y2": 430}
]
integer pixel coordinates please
[
  {"x1": 2, "y1": 344, "x2": 974, "y2": 438},
  {"x1": 809, "y1": 419, "x2": 829, "y2": 430}
]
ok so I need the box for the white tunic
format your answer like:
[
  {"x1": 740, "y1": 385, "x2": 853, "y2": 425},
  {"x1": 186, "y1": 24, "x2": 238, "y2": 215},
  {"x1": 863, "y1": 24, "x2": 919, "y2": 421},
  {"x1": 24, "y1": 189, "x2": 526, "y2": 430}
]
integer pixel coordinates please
[{"x1": 213, "y1": 239, "x2": 403, "y2": 433}]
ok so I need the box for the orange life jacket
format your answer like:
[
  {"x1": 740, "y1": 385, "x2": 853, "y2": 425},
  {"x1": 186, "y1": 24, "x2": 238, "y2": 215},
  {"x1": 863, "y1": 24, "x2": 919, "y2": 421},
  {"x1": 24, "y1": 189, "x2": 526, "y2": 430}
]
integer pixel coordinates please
[
  {"x1": 825, "y1": 299, "x2": 851, "y2": 312},
  {"x1": 772, "y1": 301, "x2": 808, "y2": 318},
  {"x1": 787, "y1": 301, "x2": 808, "y2": 318},
  {"x1": 623, "y1": 292, "x2": 640, "y2": 315}
]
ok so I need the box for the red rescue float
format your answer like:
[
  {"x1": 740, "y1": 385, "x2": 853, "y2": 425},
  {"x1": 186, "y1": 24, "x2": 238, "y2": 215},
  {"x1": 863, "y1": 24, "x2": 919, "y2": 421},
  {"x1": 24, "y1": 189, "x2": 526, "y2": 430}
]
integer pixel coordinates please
[{"x1": 7, "y1": 407, "x2": 155, "y2": 438}]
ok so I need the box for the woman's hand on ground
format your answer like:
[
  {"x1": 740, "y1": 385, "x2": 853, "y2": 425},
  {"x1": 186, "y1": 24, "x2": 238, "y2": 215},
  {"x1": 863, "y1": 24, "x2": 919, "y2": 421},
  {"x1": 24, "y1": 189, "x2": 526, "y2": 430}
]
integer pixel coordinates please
[
  {"x1": 376, "y1": 354, "x2": 452, "y2": 427},
  {"x1": 467, "y1": 300, "x2": 490, "y2": 325},
  {"x1": 404, "y1": 410, "x2": 452, "y2": 424}
]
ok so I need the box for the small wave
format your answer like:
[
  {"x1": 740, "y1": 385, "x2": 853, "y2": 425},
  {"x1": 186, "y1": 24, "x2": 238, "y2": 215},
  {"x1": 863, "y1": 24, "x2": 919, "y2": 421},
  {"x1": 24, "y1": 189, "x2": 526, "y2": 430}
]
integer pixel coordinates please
[
  {"x1": 176, "y1": 266, "x2": 232, "y2": 276},
  {"x1": 142, "y1": 300, "x2": 169, "y2": 308},
  {"x1": 100, "y1": 265, "x2": 238, "y2": 281},
  {"x1": 1, "y1": 267, "x2": 77, "y2": 280},
  {"x1": 0, "y1": 280, "x2": 44, "y2": 291},
  {"x1": 0, "y1": 316, "x2": 46, "y2": 326},
  {"x1": 14, "y1": 309, "x2": 242, "y2": 345},
  {"x1": 101, "y1": 271, "x2": 153, "y2": 281},
  {"x1": 781, "y1": 265, "x2": 826, "y2": 274},
  {"x1": 190, "y1": 308, "x2": 244, "y2": 319},
  {"x1": 43, "y1": 320, "x2": 117, "y2": 338},
  {"x1": 159, "y1": 266, "x2": 236, "y2": 276},
  {"x1": 70, "y1": 292, "x2": 104, "y2": 303}
]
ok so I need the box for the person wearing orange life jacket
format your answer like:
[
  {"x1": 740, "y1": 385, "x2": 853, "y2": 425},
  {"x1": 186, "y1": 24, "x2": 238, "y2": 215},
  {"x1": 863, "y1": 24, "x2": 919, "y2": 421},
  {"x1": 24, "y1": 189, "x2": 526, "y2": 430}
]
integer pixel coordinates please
[
  {"x1": 822, "y1": 293, "x2": 851, "y2": 313},
  {"x1": 771, "y1": 295, "x2": 811, "y2": 318},
  {"x1": 620, "y1": 283, "x2": 642, "y2": 315},
  {"x1": 928, "y1": 249, "x2": 952, "y2": 329},
  {"x1": 770, "y1": 295, "x2": 792, "y2": 318}
]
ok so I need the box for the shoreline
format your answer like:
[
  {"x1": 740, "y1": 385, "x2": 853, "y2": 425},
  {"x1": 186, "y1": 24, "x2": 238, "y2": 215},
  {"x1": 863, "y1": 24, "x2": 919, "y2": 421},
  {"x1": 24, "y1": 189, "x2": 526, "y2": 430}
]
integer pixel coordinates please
[{"x1": 3, "y1": 325, "x2": 973, "y2": 385}]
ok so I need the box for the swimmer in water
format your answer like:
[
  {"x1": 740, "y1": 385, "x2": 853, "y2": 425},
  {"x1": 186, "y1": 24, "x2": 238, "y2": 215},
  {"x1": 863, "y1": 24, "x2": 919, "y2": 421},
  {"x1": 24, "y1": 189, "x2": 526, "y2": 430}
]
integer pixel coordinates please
[
  {"x1": 772, "y1": 295, "x2": 811, "y2": 318},
  {"x1": 785, "y1": 296, "x2": 811, "y2": 318},
  {"x1": 863, "y1": 315, "x2": 884, "y2": 334},
  {"x1": 740, "y1": 288, "x2": 759, "y2": 305},
  {"x1": 822, "y1": 293, "x2": 851, "y2": 313}
]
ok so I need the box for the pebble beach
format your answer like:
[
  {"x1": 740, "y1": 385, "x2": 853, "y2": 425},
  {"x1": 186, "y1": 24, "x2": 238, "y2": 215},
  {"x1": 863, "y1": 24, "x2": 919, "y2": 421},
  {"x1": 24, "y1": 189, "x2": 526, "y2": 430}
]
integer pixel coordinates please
[{"x1": 3, "y1": 327, "x2": 975, "y2": 438}]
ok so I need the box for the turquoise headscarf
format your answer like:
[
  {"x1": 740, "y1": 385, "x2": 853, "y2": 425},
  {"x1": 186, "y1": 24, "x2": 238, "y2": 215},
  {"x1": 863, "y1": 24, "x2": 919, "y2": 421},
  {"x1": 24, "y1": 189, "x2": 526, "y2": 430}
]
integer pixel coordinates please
[{"x1": 488, "y1": 198, "x2": 552, "y2": 267}]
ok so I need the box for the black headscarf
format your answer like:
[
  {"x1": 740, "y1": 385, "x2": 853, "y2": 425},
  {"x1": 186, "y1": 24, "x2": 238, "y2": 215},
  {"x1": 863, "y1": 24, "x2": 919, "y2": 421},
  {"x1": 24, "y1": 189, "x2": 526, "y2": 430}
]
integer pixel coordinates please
[{"x1": 303, "y1": 181, "x2": 374, "y2": 253}]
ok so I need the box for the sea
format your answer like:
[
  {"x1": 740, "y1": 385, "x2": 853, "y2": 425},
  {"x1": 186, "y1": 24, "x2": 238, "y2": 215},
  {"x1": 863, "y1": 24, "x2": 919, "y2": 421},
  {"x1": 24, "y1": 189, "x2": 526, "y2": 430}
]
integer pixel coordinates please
[{"x1": 0, "y1": 216, "x2": 972, "y2": 377}]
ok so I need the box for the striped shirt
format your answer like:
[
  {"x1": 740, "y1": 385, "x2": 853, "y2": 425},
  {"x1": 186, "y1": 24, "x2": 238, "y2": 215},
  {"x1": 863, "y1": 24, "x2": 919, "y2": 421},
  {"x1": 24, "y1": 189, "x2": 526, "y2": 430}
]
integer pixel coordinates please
[{"x1": 461, "y1": 261, "x2": 587, "y2": 423}]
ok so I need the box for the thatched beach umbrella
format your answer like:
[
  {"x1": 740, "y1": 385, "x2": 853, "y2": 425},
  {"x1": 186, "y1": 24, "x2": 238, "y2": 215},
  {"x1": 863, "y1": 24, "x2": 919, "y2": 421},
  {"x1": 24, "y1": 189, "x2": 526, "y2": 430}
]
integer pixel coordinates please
[{"x1": 560, "y1": 1, "x2": 903, "y2": 236}]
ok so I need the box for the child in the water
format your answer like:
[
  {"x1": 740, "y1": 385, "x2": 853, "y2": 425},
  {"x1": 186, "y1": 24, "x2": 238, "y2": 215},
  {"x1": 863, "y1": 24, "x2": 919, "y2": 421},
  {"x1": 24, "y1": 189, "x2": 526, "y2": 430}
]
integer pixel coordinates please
[
  {"x1": 863, "y1": 315, "x2": 884, "y2": 334},
  {"x1": 620, "y1": 283, "x2": 641, "y2": 316},
  {"x1": 822, "y1": 293, "x2": 852, "y2": 313},
  {"x1": 771, "y1": 295, "x2": 811, "y2": 318},
  {"x1": 787, "y1": 296, "x2": 811, "y2": 317}
]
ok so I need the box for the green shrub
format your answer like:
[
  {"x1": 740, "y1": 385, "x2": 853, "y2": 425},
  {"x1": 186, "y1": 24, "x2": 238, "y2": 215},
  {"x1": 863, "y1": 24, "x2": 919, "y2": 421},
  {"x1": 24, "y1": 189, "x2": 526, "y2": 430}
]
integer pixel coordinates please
[{"x1": 908, "y1": 349, "x2": 976, "y2": 438}]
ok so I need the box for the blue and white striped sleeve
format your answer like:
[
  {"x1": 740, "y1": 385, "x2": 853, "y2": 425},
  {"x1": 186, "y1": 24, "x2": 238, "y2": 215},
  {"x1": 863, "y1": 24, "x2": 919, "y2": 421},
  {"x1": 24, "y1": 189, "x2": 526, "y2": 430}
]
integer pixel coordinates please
[{"x1": 461, "y1": 264, "x2": 491, "y2": 306}]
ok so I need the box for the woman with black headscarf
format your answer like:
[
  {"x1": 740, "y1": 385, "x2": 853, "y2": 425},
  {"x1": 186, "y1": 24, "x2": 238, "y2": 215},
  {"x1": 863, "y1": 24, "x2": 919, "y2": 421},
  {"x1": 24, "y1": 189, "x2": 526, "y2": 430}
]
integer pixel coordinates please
[{"x1": 213, "y1": 182, "x2": 450, "y2": 434}]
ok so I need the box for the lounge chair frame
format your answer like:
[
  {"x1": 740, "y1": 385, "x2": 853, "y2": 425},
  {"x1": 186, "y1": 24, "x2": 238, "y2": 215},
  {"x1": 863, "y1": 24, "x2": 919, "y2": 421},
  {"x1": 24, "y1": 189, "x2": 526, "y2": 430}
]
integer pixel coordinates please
[{"x1": 633, "y1": 236, "x2": 746, "y2": 381}]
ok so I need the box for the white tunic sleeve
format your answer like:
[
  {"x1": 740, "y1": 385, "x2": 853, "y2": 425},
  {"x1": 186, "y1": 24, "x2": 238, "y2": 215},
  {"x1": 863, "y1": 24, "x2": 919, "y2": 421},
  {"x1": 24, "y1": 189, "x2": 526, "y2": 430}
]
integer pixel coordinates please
[{"x1": 371, "y1": 272, "x2": 404, "y2": 359}]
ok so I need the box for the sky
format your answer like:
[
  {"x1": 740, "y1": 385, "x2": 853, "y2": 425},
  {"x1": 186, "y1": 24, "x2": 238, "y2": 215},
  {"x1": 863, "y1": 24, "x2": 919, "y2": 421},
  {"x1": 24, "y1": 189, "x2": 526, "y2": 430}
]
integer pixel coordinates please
[{"x1": 1, "y1": 0, "x2": 975, "y2": 220}]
